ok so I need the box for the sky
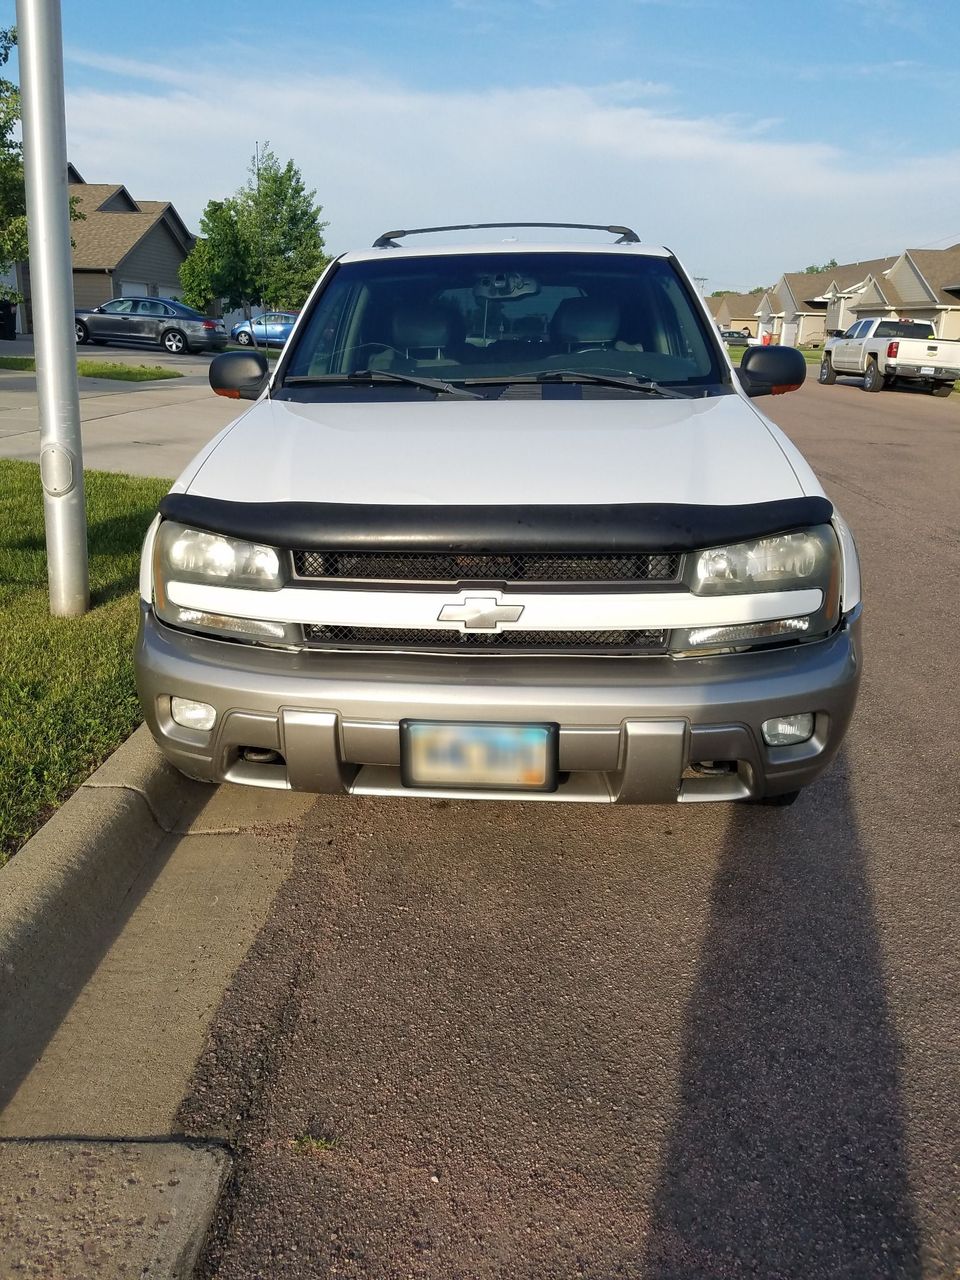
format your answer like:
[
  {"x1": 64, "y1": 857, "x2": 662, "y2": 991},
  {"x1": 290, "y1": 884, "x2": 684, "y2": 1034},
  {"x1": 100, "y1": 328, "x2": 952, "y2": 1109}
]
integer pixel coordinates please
[{"x1": 6, "y1": 0, "x2": 960, "y2": 291}]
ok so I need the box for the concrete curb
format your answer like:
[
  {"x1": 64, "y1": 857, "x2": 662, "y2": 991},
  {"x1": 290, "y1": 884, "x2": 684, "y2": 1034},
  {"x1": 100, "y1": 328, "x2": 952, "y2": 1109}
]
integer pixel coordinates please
[{"x1": 0, "y1": 726, "x2": 201, "y2": 1023}]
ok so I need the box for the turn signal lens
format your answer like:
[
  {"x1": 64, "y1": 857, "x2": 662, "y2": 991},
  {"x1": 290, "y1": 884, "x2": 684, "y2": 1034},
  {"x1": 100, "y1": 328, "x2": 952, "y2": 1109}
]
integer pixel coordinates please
[{"x1": 687, "y1": 617, "x2": 811, "y2": 647}]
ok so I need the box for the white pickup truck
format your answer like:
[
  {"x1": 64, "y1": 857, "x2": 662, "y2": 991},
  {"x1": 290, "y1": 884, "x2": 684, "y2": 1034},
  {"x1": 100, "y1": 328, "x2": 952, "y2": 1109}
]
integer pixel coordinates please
[{"x1": 820, "y1": 317, "x2": 960, "y2": 396}]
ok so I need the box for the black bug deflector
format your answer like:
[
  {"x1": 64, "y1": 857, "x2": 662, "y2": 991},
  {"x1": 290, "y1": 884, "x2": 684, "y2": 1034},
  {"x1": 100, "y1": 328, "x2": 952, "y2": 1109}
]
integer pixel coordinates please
[{"x1": 156, "y1": 495, "x2": 834, "y2": 554}]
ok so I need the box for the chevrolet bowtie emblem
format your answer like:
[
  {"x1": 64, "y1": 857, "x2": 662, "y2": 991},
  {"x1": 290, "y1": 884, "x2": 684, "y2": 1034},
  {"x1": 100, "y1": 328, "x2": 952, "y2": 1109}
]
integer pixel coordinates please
[{"x1": 438, "y1": 597, "x2": 525, "y2": 631}]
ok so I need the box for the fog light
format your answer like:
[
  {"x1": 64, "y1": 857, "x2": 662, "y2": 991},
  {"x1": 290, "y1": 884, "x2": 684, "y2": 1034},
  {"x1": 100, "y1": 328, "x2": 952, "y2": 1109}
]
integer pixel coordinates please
[
  {"x1": 762, "y1": 713, "x2": 814, "y2": 746},
  {"x1": 170, "y1": 696, "x2": 217, "y2": 732}
]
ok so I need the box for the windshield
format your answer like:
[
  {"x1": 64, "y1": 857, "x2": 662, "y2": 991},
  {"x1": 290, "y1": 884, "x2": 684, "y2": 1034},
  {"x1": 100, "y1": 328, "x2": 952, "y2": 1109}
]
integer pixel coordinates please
[{"x1": 281, "y1": 251, "x2": 724, "y2": 392}]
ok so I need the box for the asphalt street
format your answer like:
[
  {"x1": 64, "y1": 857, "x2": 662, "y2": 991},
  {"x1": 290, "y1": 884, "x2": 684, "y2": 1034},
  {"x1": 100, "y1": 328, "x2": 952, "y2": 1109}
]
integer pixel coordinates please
[
  {"x1": 161, "y1": 377, "x2": 960, "y2": 1278},
  {"x1": 0, "y1": 335, "x2": 242, "y2": 477}
]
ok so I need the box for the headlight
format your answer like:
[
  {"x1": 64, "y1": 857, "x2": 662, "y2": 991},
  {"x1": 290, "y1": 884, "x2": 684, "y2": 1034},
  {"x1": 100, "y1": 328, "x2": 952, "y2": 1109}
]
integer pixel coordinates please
[
  {"x1": 153, "y1": 522, "x2": 296, "y2": 645},
  {"x1": 690, "y1": 526, "x2": 838, "y2": 595},
  {"x1": 155, "y1": 521, "x2": 283, "y2": 590}
]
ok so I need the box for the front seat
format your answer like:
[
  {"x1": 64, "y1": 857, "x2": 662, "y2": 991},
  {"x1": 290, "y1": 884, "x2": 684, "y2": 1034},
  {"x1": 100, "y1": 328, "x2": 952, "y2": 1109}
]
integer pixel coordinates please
[
  {"x1": 550, "y1": 298, "x2": 620, "y2": 351},
  {"x1": 392, "y1": 303, "x2": 457, "y2": 363}
]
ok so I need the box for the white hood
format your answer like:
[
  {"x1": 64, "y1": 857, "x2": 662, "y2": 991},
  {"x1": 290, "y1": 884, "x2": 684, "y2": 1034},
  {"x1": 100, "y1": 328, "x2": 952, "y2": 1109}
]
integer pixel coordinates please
[{"x1": 181, "y1": 394, "x2": 811, "y2": 507}]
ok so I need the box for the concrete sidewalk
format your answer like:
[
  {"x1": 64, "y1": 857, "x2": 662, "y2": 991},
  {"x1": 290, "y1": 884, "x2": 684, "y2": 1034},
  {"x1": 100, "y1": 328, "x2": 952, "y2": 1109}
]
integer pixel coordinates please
[{"x1": 0, "y1": 728, "x2": 317, "y2": 1276}]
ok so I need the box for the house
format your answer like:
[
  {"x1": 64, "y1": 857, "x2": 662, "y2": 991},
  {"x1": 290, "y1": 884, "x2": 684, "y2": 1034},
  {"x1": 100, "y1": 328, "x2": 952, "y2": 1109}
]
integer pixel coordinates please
[
  {"x1": 831, "y1": 246, "x2": 960, "y2": 340},
  {"x1": 815, "y1": 257, "x2": 899, "y2": 335},
  {"x1": 709, "y1": 291, "x2": 763, "y2": 337},
  {"x1": 758, "y1": 247, "x2": 960, "y2": 346},
  {"x1": 754, "y1": 273, "x2": 839, "y2": 348},
  {"x1": 17, "y1": 164, "x2": 195, "y2": 332}
]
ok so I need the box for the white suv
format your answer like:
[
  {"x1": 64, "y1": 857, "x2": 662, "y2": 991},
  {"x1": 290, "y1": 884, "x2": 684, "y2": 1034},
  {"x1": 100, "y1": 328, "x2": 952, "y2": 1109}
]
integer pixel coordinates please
[{"x1": 136, "y1": 223, "x2": 862, "y2": 807}]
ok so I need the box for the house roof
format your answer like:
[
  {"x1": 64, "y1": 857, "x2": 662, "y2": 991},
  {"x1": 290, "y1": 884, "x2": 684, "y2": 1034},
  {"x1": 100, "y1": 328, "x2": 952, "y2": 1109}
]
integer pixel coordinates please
[
  {"x1": 67, "y1": 179, "x2": 194, "y2": 271},
  {"x1": 780, "y1": 272, "x2": 837, "y2": 312},
  {"x1": 902, "y1": 246, "x2": 960, "y2": 304},
  {"x1": 715, "y1": 290, "x2": 763, "y2": 316}
]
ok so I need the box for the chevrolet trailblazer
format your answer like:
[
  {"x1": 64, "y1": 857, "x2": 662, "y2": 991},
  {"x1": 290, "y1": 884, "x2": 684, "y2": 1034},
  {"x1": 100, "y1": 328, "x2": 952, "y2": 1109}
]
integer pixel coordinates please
[{"x1": 135, "y1": 222, "x2": 862, "y2": 807}]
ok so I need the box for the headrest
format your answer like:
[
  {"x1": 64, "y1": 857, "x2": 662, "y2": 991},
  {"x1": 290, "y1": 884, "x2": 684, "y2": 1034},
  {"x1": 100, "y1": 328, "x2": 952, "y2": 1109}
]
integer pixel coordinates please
[
  {"x1": 552, "y1": 298, "x2": 620, "y2": 345},
  {"x1": 392, "y1": 304, "x2": 452, "y2": 350}
]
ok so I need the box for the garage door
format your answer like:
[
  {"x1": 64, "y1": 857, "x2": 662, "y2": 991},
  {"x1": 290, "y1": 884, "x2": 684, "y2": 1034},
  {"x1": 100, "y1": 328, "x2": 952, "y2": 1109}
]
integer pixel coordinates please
[{"x1": 119, "y1": 281, "x2": 147, "y2": 297}]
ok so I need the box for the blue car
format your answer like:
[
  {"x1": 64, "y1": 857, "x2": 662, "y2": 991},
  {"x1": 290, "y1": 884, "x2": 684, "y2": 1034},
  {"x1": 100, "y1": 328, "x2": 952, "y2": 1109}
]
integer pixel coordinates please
[{"x1": 230, "y1": 311, "x2": 298, "y2": 348}]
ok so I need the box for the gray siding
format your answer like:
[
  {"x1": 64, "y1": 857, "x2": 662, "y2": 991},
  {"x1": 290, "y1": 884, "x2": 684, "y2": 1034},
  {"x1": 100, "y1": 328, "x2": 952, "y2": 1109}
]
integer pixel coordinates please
[
  {"x1": 886, "y1": 258, "x2": 934, "y2": 306},
  {"x1": 115, "y1": 222, "x2": 187, "y2": 296}
]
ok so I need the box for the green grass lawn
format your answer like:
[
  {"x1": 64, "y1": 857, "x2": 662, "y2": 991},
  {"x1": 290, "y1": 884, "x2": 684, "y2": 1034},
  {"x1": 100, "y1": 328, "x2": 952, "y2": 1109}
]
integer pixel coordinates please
[
  {"x1": 727, "y1": 346, "x2": 823, "y2": 364},
  {"x1": 0, "y1": 355, "x2": 182, "y2": 380},
  {"x1": 0, "y1": 459, "x2": 170, "y2": 863},
  {"x1": 227, "y1": 343, "x2": 281, "y2": 360}
]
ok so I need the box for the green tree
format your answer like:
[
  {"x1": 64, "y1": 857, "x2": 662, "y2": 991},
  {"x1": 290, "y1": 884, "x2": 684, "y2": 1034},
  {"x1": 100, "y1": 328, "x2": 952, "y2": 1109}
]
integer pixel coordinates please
[
  {"x1": 179, "y1": 199, "x2": 255, "y2": 312},
  {"x1": 0, "y1": 27, "x2": 84, "y2": 299},
  {"x1": 802, "y1": 258, "x2": 838, "y2": 274},
  {"x1": 711, "y1": 286, "x2": 767, "y2": 297},
  {"x1": 0, "y1": 27, "x2": 26, "y2": 288},
  {"x1": 179, "y1": 144, "x2": 328, "y2": 313},
  {"x1": 248, "y1": 145, "x2": 328, "y2": 309}
]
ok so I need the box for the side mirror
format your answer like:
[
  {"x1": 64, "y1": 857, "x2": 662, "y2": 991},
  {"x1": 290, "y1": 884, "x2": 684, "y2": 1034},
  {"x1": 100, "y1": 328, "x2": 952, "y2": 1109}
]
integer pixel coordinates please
[
  {"x1": 209, "y1": 350, "x2": 269, "y2": 401},
  {"x1": 736, "y1": 345, "x2": 806, "y2": 397}
]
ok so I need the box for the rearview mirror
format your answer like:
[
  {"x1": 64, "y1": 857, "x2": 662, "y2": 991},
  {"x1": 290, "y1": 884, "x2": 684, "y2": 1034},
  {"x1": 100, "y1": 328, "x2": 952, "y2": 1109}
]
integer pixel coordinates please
[
  {"x1": 736, "y1": 345, "x2": 806, "y2": 397},
  {"x1": 209, "y1": 350, "x2": 269, "y2": 401}
]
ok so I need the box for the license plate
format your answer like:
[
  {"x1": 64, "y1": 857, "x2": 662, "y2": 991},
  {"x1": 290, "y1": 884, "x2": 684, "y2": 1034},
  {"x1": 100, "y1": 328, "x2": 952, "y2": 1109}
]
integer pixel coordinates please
[
  {"x1": 401, "y1": 721, "x2": 557, "y2": 791},
  {"x1": 921, "y1": 365, "x2": 935, "y2": 375}
]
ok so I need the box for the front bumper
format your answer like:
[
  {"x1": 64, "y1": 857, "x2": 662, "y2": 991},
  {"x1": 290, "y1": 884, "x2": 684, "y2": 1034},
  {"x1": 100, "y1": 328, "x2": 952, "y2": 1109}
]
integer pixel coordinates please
[{"x1": 135, "y1": 604, "x2": 862, "y2": 804}]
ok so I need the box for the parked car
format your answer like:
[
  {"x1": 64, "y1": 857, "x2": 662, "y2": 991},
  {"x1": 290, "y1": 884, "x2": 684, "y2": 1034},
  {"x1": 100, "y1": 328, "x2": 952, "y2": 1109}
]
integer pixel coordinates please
[
  {"x1": 136, "y1": 221, "x2": 862, "y2": 809},
  {"x1": 820, "y1": 317, "x2": 960, "y2": 395},
  {"x1": 719, "y1": 328, "x2": 750, "y2": 344},
  {"x1": 230, "y1": 312, "x2": 298, "y2": 348},
  {"x1": 74, "y1": 297, "x2": 227, "y2": 355}
]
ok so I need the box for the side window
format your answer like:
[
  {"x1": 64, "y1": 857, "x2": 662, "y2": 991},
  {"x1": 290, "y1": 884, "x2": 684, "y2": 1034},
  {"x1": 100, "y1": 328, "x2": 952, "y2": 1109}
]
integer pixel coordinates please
[
  {"x1": 103, "y1": 299, "x2": 135, "y2": 314},
  {"x1": 137, "y1": 300, "x2": 165, "y2": 316}
]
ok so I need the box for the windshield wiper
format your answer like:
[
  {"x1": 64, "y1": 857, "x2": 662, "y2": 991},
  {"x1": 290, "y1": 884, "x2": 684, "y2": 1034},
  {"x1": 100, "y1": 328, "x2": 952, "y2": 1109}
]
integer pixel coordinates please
[
  {"x1": 283, "y1": 371, "x2": 481, "y2": 400},
  {"x1": 462, "y1": 370, "x2": 687, "y2": 398}
]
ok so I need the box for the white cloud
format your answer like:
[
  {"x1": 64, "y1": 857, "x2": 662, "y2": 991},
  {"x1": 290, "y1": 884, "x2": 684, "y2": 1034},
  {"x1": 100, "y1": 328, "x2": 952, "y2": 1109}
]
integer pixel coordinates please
[
  {"x1": 63, "y1": 61, "x2": 960, "y2": 291},
  {"x1": 64, "y1": 48, "x2": 197, "y2": 88}
]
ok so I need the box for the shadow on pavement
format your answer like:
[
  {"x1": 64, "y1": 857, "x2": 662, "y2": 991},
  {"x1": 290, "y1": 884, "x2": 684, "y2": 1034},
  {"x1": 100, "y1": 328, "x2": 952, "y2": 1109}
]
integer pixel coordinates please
[{"x1": 640, "y1": 761, "x2": 921, "y2": 1279}]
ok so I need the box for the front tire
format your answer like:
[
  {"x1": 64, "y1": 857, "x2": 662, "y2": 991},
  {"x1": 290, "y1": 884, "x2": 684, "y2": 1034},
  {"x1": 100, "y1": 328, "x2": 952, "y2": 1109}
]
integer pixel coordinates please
[
  {"x1": 818, "y1": 355, "x2": 837, "y2": 385},
  {"x1": 162, "y1": 328, "x2": 186, "y2": 355},
  {"x1": 931, "y1": 382, "x2": 954, "y2": 398},
  {"x1": 75, "y1": 321, "x2": 88, "y2": 344},
  {"x1": 236, "y1": 330, "x2": 253, "y2": 347},
  {"x1": 863, "y1": 359, "x2": 883, "y2": 393}
]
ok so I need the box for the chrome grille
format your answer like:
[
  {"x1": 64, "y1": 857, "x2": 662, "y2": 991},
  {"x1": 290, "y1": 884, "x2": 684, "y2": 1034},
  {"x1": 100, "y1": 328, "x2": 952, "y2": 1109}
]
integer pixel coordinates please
[
  {"x1": 293, "y1": 550, "x2": 681, "y2": 584},
  {"x1": 303, "y1": 624, "x2": 667, "y2": 653}
]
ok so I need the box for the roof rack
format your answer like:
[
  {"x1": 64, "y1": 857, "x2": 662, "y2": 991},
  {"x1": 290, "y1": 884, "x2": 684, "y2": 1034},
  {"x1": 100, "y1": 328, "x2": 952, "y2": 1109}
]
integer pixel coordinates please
[{"x1": 372, "y1": 222, "x2": 641, "y2": 249}]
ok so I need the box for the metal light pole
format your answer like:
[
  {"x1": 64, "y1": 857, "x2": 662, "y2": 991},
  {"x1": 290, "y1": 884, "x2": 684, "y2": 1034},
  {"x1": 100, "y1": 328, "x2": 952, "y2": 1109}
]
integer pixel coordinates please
[{"x1": 16, "y1": 0, "x2": 88, "y2": 615}]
